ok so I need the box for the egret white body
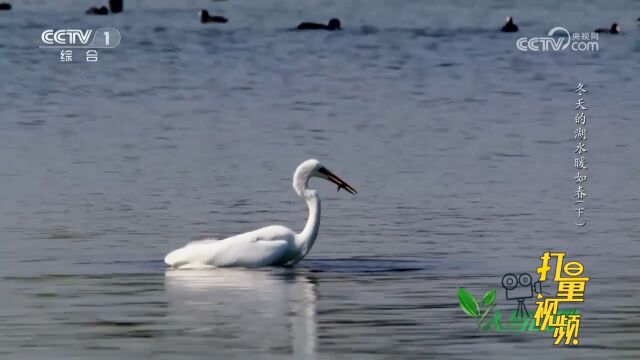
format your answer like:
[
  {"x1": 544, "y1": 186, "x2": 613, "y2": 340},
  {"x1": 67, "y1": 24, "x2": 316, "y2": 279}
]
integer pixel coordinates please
[{"x1": 164, "y1": 159, "x2": 356, "y2": 269}]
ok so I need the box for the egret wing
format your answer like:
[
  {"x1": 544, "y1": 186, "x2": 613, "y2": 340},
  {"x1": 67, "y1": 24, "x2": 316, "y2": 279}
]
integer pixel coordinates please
[{"x1": 239, "y1": 239, "x2": 290, "y2": 267}]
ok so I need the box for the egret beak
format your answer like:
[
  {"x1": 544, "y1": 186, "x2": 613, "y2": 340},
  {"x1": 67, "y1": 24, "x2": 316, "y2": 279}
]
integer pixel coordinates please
[{"x1": 318, "y1": 167, "x2": 357, "y2": 195}]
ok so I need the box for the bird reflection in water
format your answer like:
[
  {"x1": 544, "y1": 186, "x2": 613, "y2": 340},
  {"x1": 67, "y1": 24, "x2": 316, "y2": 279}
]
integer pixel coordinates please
[{"x1": 164, "y1": 268, "x2": 317, "y2": 357}]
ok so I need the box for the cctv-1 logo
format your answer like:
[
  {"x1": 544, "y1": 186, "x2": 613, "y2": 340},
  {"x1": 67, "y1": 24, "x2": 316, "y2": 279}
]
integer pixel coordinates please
[
  {"x1": 40, "y1": 28, "x2": 121, "y2": 48},
  {"x1": 41, "y1": 29, "x2": 93, "y2": 46}
]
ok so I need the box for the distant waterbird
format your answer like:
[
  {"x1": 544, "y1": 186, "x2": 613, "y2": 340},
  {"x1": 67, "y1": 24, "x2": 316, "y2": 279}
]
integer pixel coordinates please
[
  {"x1": 0, "y1": 2, "x2": 11, "y2": 10},
  {"x1": 165, "y1": 159, "x2": 357, "y2": 269},
  {"x1": 86, "y1": 6, "x2": 108, "y2": 15},
  {"x1": 109, "y1": 0, "x2": 123, "y2": 13},
  {"x1": 501, "y1": 16, "x2": 518, "y2": 32},
  {"x1": 296, "y1": 18, "x2": 341, "y2": 31},
  {"x1": 595, "y1": 23, "x2": 620, "y2": 34},
  {"x1": 199, "y1": 10, "x2": 228, "y2": 24}
]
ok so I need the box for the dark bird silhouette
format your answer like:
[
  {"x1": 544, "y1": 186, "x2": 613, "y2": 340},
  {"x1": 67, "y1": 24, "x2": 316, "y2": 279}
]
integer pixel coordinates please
[
  {"x1": 86, "y1": 6, "x2": 108, "y2": 15},
  {"x1": 199, "y1": 10, "x2": 228, "y2": 23},
  {"x1": 109, "y1": 0, "x2": 123, "y2": 13},
  {"x1": 501, "y1": 16, "x2": 518, "y2": 32},
  {"x1": 0, "y1": 2, "x2": 12, "y2": 10},
  {"x1": 296, "y1": 18, "x2": 341, "y2": 31},
  {"x1": 595, "y1": 23, "x2": 620, "y2": 34}
]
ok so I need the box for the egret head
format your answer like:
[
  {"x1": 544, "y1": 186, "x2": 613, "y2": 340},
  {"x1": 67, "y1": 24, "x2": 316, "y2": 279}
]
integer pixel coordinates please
[{"x1": 293, "y1": 159, "x2": 357, "y2": 196}]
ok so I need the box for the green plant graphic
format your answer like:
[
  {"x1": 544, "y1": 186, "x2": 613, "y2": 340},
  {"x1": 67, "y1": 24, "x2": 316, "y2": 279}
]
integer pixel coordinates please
[
  {"x1": 458, "y1": 287, "x2": 496, "y2": 330},
  {"x1": 458, "y1": 288, "x2": 479, "y2": 317},
  {"x1": 458, "y1": 287, "x2": 580, "y2": 333}
]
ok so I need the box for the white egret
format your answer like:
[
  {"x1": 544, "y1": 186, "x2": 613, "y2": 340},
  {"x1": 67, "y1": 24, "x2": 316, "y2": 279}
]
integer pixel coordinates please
[{"x1": 164, "y1": 159, "x2": 356, "y2": 269}]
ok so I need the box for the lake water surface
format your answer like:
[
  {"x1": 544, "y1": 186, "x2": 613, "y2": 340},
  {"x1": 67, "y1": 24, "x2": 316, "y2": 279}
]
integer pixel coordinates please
[{"x1": 0, "y1": 0, "x2": 639, "y2": 358}]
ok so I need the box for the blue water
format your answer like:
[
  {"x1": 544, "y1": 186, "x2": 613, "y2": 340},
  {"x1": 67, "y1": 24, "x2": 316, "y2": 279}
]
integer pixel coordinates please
[{"x1": 0, "y1": 0, "x2": 639, "y2": 358}]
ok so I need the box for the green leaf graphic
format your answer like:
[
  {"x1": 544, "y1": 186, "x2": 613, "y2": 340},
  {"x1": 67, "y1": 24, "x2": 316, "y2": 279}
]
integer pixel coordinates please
[
  {"x1": 457, "y1": 288, "x2": 480, "y2": 318},
  {"x1": 477, "y1": 304, "x2": 496, "y2": 330},
  {"x1": 482, "y1": 288, "x2": 496, "y2": 307},
  {"x1": 491, "y1": 310, "x2": 503, "y2": 331}
]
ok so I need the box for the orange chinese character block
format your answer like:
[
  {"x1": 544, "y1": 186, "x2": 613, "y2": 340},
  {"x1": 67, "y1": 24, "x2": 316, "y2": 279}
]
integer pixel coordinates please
[
  {"x1": 552, "y1": 314, "x2": 581, "y2": 345},
  {"x1": 534, "y1": 298, "x2": 559, "y2": 331},
  {"x1": 557, "y1": 280, "x2": 587, "y2": 302}
]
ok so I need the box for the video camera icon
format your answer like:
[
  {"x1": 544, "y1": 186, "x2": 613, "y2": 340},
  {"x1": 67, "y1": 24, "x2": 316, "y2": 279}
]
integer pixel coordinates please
[{"x1": 501, "y1": 273, "x2": 544, "y2": 317}]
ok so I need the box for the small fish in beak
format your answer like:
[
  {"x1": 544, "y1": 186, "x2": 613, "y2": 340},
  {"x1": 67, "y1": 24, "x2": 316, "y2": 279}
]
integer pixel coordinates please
[{"x1": 318, "y1": 167, "x2": 357, "y2": 195}]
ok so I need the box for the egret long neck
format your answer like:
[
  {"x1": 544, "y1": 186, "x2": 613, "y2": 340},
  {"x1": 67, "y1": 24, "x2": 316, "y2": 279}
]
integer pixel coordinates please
[{"x1": 297, "y1": 193, "x2": 321, "y2": 255}]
